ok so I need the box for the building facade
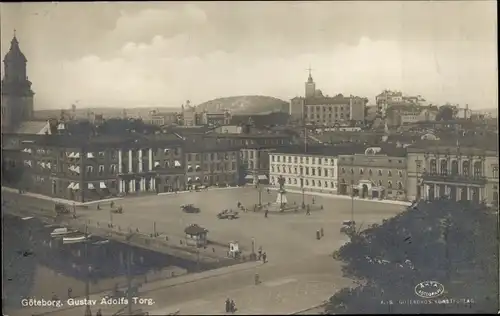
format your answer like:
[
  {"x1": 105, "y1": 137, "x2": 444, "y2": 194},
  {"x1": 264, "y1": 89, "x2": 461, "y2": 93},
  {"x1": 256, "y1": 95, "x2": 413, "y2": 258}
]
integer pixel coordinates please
[
  {"x1": 145, "y1": 110, "x2": 179, "y2": 126},
  {"x1": 1, "y1": 33, "x2": 35, "y2": 133},
  {"x1": 289, "y1": 71, "x2": 367, "y2": 125},
  {"x1": 240, "y1": 146, "x2": 274, "y2": 185},
  {"x1": 9, "y1": 134, "x2": 186, "y2": 202},
  {"x1": 268, "y1": 145, "x2": 367, "y2": 195},
  {"x1": 337, "y1": 146, "x2": 408, "y2": 200},
  {"x1": 407, "y1": 145, "x2": 499, "y2": 205}
]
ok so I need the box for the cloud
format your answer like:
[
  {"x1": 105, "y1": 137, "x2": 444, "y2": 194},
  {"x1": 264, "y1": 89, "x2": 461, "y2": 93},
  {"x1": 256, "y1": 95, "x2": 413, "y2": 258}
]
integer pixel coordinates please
[{"x1": 30, "y1": 35, "x2": 496, "y2": 109}]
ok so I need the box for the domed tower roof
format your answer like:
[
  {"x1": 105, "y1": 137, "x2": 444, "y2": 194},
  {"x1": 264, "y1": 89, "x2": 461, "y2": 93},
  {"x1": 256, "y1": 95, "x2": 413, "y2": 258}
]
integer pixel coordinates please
[{"x1": 3, "y1": 32, "x2": 27, "y2": 63}]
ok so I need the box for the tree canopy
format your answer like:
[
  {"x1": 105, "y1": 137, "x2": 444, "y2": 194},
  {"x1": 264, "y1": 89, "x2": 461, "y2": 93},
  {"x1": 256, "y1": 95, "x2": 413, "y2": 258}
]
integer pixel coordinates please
[
  {"x1": 436, "y1": 106, "x2": 455, "y2": 121},
  {"x1": 327, "y1": 199, "x2": 498, "y2": 314}
]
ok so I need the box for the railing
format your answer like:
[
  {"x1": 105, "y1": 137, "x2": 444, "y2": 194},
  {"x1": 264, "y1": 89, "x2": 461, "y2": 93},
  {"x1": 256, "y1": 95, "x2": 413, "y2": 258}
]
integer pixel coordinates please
[{"x1": 421, "y1": 172, "x2": 487, "y2": 185}]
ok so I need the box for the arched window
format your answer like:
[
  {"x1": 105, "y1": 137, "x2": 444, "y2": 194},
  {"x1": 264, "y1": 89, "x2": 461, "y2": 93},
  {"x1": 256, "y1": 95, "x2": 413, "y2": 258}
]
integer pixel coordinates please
[
  {"x1": 462, "y1": 161, "x2": 470, "y2": 176},
  {"x1": 451, "y1": 160, "x2": 459, "y2": 175},
  {"x1": 440, "y1": 159, "x2": 448, "y2": 175},
  {"x1": 388, "y1": 181, "x2": 393, "y2": 189},
  {"x1": 368, "y1": 169, "x2": 373, "y2": 176},
  {"x1": 397, "y1": 182, "x2": 403, "y2": 190},
  {"x1": 312, "y1": 180, "x2": 315, "y2": 186},
  {"x1": 294, "y1": 178, "x2": 298, "y2": 184},
  {"x1": 473, "y1": 161, "x2": 482, "y2": 177},
  {"x1": 430, "y1": 159, "x2": 437, "y2": 174}
]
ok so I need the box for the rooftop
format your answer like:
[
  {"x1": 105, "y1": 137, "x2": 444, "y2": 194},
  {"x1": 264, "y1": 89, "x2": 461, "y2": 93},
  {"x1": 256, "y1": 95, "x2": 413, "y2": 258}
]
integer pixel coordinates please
[{"x1": 272, "y1": 144, "x2": 367, "y2": 157}]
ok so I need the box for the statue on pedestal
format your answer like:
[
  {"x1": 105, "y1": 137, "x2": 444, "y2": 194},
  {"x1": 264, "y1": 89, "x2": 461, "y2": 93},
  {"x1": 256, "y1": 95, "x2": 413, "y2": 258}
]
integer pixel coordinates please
[{"x1": 275, "y1": 176, "x2": 288, "y2": 209}]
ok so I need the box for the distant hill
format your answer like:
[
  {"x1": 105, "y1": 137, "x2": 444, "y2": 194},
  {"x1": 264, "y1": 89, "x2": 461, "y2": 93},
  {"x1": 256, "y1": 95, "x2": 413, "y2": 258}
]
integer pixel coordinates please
[{"x1": 196, "y1": 95, "x2": 289, "y2": 114}]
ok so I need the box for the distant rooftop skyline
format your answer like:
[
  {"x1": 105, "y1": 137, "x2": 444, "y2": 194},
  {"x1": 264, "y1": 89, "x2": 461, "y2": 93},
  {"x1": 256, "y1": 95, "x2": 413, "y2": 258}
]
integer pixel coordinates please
[{"x1": 1, "y1": 1, "x2": 497, "y2": 110}]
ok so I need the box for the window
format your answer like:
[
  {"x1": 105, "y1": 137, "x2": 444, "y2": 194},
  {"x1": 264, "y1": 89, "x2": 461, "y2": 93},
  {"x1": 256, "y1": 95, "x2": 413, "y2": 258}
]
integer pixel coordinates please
[
  {"x1": 324, "y1": 169, "x2": 328, "y2": 177},
  {"x1": 388, "y1": 181, "x2": 393, "y2": 189},
  {"x1": 306, "y1": 167, "x2": 310, "y2": 175},
  {"x1": 288, "y1": 178, "x2": 291, "y2": 184},
  {"x1": 368, "y1": 169, "x2": 372, "y2": 176},
  {"x1": 350, "y1": 168, "x2": 354, "y2": 174},
  {"x1": 378, "y1": 170, "x2": 382, "y2": 176},
  {"x1": 305, "y1": 179, "x2": 309, "y2": 186},
  {"x1": 398, "y1": 170, "x2": 403, "y2": 177},
  {"x1": 294, "y1": 178, "x2": 298, "y2": 184},
  {"x1": 318, "y1": 168, "x2": 322, "y2": 177},
  {"x1": 397, "y1": 182, "x2": 403, "y2": 190},
  {"x1": 318, "y1": 158, "x2": 322, "y2": 164},
  {"x1": 294, "y1": 167, "x2": 298, "y2": 174},
  {"x1": 294, "y1": 157, "x2": 298, "y2": 163},
  {"x1": 359, "y1": 168, "x2": 364, "y2": 175},
  {"x1": 86, "y1": 166, "x2": 93, "y2": 174},
  {"x1": 288, "y1": 167, "x2": 292, "y2": 174},
  {"x1": 312, "y1": 180, "x2": 315, "y2": 186},
  {"x1": 312, "y1": 169, "x2": 316, "y2": 176},
  {"x1": 98, "y1": 152, "x2": 105, "y2": 158},
  {"x1": 306, "y1": 157, "x2": 309, "y2": 164},
  {"x1": 341, "y1": 167, "x2": 345, "y2": 174},
  {"x1": 388, "y1": 170, "x2": 392, "y2": 177},
  {"x1": 493, "y1": 166, "x2": 499, "y2": 178},
  {"x1": 277, "y1": 156, "x2": 281, "y2": 163},
  {"x1": 378, "y1": 180, "x2": 383, "y2": 186},
  {"x1": 318, "y1": 181, "x2": 322, "y2": 187},
  {"x1": 288, "y1": 156, "x2": 291, "y2": 163},
  {"x1": 98, "y1": 165, "x2": 104, "y2": 175}
]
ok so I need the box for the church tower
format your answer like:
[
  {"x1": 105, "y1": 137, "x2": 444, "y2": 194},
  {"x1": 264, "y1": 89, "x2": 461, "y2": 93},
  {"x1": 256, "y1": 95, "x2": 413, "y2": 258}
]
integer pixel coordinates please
[
  {"x1": 305, "y1": 67, "x2": 316, "y2": 98},
  {"x1": 1, "y1": 32, "x2": 35, "y2": 132}
]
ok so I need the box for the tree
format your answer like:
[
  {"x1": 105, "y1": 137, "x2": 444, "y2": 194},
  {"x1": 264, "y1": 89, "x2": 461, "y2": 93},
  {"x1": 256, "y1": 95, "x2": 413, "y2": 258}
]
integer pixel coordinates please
[
  {"x1": 436, "y1": 105, "x2": 455, "y2": 121},
  {"x1": 327, "y1": 200, "x2": 498, "y2": 314}
]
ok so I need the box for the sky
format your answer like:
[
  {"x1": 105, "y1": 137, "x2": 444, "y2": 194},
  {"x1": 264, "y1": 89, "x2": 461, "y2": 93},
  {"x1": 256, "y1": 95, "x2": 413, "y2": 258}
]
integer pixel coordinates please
[{"x1": 0, "y1": 1, "x2": 497, "y2": 110}]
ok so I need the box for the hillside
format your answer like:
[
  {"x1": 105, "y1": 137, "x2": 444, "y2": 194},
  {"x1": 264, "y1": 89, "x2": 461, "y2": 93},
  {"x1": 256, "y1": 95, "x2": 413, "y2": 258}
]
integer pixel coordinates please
[{"x1": 196, "y1": 95, "x2": 289, "y2": 114}]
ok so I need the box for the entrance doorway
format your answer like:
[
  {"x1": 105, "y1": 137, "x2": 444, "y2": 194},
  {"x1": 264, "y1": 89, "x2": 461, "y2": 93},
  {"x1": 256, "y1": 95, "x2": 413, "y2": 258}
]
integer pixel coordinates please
[
  {"x1": 362, "y1": 184, "x2": 369, "y2": 198},
  {"x1": 460, "y1": 187, "x2": 468, "y2": 201},
  {"x1": 428, "y1": 184, "x2": 435, "y2": 200},
  {"x1": 449, "y1": 186, "x2": 457, "y2": 201}
]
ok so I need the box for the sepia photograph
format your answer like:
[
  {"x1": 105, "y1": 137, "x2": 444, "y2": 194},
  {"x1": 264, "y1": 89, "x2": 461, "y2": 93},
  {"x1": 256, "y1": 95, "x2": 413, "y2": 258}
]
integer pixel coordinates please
[{"x1": 1, "y1": 1, "x2": 498, "y2": 315}]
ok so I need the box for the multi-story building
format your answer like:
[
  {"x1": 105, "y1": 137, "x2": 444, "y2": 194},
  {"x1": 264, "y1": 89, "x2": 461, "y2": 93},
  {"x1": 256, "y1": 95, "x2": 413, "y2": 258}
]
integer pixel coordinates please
[
  {"x1": 376, "y1": 90, "x2": 427, "y2": 115},
  {"x1": 269, "y1": 144, "x2": 366, "y2": 195},
  {"x1": 184, "y1": 137, "x2": 240, "y2": 188},
  {"x1": 240, "y1": 146, "x2": 278, "y2": 185},
  {"x1": 407, "y1": 142, "x2": 499, "y2": 205},
  {"x1": 145, "y1": 110, "x2": 179, "y2": 126},
  {"x1": 8, "y1": 133, "x2": 186, "y2": 202},
  {"x1": 337, "y1": 145, "x2": 408, "y2": 200},
  {"x1": 386, "y1": 104, "x2": 438, "y2": 127},
  {"x1": 289, "y1": 71, "x2": 367, "y2": 125},
  {"x1": 199, "y1": 110, "x2": 232, "y2": 126}
]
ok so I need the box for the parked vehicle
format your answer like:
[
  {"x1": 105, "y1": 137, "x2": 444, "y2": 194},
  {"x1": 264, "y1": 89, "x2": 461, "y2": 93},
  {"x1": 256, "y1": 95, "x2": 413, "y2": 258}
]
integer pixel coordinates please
[
  {"x1": 111, "y1": 206, "x2": 123, "y2": 214},
  {"x1": 181, "y1": 204, "x2": 201, "y2": 213},
  {"x1": 217, "y1": 209, "x2": 239, "y2": 220},
  {"x1": 54, "y1": 203, "x2": 70, "y2": 214},
  {"x1": 50, "y1": 227, "x2": 78, "y2": 238},
  {"x1": 340, "y1": 220, "x2": 356, "y2": 234}
]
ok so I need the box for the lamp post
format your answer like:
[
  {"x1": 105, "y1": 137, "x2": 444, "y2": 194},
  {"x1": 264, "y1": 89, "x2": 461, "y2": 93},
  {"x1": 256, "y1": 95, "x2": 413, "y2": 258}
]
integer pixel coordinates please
[
  {"x1": 350, "y1": 156, "x2": 355, "y2": 224},
  {"x1": 84, "y1": 224, "x2": 92, "y2": 316},
  {"x1": 125, "y1": 233, "x2": 136, "y2": 315}
]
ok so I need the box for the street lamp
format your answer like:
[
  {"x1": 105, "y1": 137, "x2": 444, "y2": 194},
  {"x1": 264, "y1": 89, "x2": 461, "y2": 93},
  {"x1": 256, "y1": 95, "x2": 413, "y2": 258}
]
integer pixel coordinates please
[
  {"x1": 125, "y1": 233, "x2": 136, "y2": 315},
  {"x1": 84, "y1": 224, "x2": 92, "y2": 316},
  {"x1": 350, "y1": 156, "x2": 355, "y2": 224}
]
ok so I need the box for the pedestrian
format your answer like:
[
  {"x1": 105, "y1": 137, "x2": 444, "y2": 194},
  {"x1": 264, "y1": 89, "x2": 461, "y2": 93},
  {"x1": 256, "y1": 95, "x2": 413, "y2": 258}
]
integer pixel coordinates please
[
  {"x1": 225, "y1": 298, "x2": 231, "y2": 313},
  {"x1": 230, "y1": 300, "x2": 236, "y2": 313},
  {"x1": 97, "y1": 203, "x2": 100, "y2": 210},
  {"x1": 110, "y1": 201, "x2": 114, "y2": 208},
  {"x1": 312, "y1": 197, "x2": 315, "y2": 204},
  {"x1": 265, "y1": 209, "x2": 268, "y2": 218},
  {"x1": 96, "y1": 309, "x2": 102, "y2": 316},
  {"x1": 255, "y1": 272, "x2": 260, "y2": 285},
  {"x1": 262, "y1": 252, "x2": 267, "y2": 263},
  {"x1": 306, "y1": 206, "x2": 310, "y2": 216},
  {"x1": 67, "y1": 287, "x2": 72, "y2": 298}
]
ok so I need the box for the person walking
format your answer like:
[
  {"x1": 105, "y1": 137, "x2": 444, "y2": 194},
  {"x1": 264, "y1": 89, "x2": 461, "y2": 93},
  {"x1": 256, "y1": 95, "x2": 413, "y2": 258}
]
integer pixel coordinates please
[
  {"x1": 67, "y1": 287, "x2": 72, "y2": 298},
  {"x1": 230, "y1": 300, "x2": 236, "y2": 313},
  {"x1": 306, "y1": 206, "x2": 311, "y2": 216},
  {"x1": 225, "y1": 298, "x2": 231, "y2": 313},
  {"x1": 110, "y1": 201, "x2": 114, "y2": 208},
  {"x1": 262, "y1": 252, "x2": 267, "y2": 263},
  {"x1": 265, "y1": 209, "x2": 268, "y2": 218}
]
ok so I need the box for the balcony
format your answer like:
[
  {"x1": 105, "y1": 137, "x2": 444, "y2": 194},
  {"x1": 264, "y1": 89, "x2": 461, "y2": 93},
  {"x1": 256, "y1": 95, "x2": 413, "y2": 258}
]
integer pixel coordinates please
[{"x1": 421, "y1": 172, "x2": 487, "y2": 185}]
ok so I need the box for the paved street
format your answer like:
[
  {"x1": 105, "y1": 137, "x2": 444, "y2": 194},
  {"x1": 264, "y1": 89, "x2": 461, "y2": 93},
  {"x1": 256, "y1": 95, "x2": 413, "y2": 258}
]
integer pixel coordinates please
[
  {"x1": 5, "y1": 187, "x2": 406, "y2": 315},
  {"x1": 74, "y1": 187, "x2": 405, "y2": 263}
]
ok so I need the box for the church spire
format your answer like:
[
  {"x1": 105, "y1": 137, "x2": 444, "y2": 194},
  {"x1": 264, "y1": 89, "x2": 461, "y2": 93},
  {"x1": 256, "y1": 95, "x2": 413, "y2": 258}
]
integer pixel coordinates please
[{"x1": 307, "y1": 65, "x2": 314, "y2": 83}]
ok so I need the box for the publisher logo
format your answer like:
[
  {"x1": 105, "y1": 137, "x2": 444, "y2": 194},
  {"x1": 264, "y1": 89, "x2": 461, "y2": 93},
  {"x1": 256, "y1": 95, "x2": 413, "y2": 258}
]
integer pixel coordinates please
[{"x1": 414, "y1": 281, "x2": 445, "y2": 299}]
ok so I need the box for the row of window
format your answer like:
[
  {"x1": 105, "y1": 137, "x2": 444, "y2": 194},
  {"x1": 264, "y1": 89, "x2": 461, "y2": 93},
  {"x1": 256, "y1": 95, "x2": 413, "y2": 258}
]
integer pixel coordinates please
[
  {"x1": 272, "y1": 165, "x2": 333, "y2": 177},
  {"x1": 187, "y1": 152, "x2": 237, "y2": 162},
  {"x1": 304, "y1": 113, "x2": 348, "y2": 119},
  {"x1": 271, "y1": 155, "x2": 334, "y2": 165},
  {"x1": 340, "y1": 157, "x2": 404, "y2": 164},
  {"x1": 270, "y1": 176, "x2": 337, "y2": 189},
  {"x1": 306, "y1": 106, "x2": 349, "y2": 112},
  {"x1": 340, "y1": 168, "x2": 404, "y2": 177},
  {"x1": 339, "y1": 179, "x2": 405, "y2": 190}
]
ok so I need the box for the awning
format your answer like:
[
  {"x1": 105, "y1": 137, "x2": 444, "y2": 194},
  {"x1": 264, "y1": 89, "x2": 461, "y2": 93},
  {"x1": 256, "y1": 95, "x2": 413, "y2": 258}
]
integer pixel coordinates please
[
  {"x1": 27, "y1": 161, "x2": 32, "y2": 167},
  {"x1": 258, "y1": 175, "x2": 268, "y2": 180},
  {"x1": 57, "y1": 123, "x2": 65, "y2": 130},
  {"x1": 100, "y1": 182, "x2": 107, "y2": 189},
  {"x1": 245, "y1": 175, "x2": 254, "y2": 180},
  {"x1": 68, "y1": 152, "x2": 75, "y2": 158},
  {"x1": 195, "y1": 165, "x2": 200, "y2": 169},
  {"x1": 68, "y1": 182, "x2": 75, "y2": 189},
  {"x1": 187, "y1": 165, "x2": 192, "y2": 170},
  {"x1": 74, "y1": 166, "x2": 80, "y2": 173},
  {"x1": 69, "y1": 165, "x2": 75, "y2": 172},
  {"x1": 88, "y1": 183, "x2": 95, "y2": 189},
  {"x1": 87, "y1": 152, "x2": 95, "y2": 158},
  {"x1": 46, "y1": 162, "x2": 51, "y2": 169},
  {"x1": 73, "y1": 152, "x2": 80, "y2": 158},
  {"x1": 73, "y1": 183, "x2": 80, "y2": 190},
  {"x1": 195, "y1": 177, "x2": 200, "y2": 181},
  {"x1": 40, "y1": 162, "x2": 46, "y2": 168},
  {"x1": 174, "y1": 160, "x2": 181, "y2": 167},
  {"x1": 372, "y1": 186, "x2": 385, "y2": 191},
  {"x1": 187, "y1": 177, "x2": 192, "y2": 182},
  {"x1": 164, "y1": 149, "x2": 169, "y2": 153},
  {"x1": 154, "y1": 161, "x2": 160, "y2": 167}
]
